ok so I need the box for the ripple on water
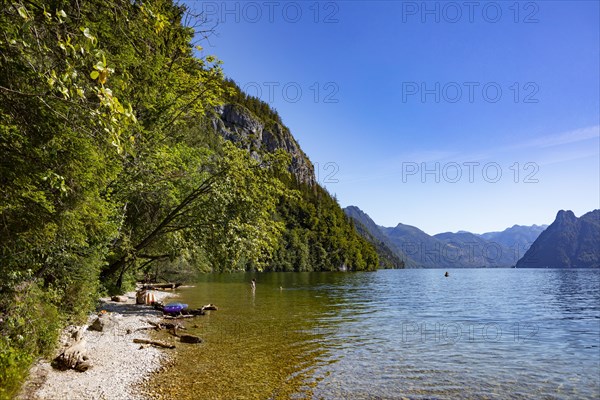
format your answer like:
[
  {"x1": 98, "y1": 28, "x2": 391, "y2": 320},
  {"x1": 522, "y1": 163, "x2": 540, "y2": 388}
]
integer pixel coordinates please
[{"x1": 147, "y1": 269, "x2": 600, "y2": 399}]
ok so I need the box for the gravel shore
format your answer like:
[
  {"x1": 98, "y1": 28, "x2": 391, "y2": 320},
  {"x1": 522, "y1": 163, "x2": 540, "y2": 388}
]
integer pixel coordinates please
[{"x1": 18, "y1": 290, "x2": 175, "y2": 400}]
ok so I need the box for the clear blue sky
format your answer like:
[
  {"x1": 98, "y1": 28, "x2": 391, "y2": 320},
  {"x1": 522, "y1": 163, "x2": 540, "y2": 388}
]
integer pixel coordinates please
[{"x1": 185, "y1": 0, "x2": 599, "y2": 235}]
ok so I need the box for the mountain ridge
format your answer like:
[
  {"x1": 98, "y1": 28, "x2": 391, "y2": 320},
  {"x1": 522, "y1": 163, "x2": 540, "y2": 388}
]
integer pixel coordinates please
[
  {"x1": 344, "y1": 206, "x2": 409, "y2": 268},
  {"x1": 345, "y1": 205, "x2": 550, "y2": 268},
  {"x1": 516, "y1": 209, "x2": 600, "y2": 268}
]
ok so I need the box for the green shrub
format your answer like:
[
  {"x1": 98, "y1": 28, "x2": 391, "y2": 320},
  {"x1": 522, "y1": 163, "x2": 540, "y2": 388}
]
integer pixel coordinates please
[{"x1": 0, "y1": 284, "x2": 62, "y2": 399}]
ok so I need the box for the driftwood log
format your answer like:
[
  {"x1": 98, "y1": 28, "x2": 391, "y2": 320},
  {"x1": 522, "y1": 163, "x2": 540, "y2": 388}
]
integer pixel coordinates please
[
  {"x1": 133, "y1": 338, "x2": 175, "y2": 349},
  {"x1": 142, "y1": 320, "x2": 185, "y2": 331},
  {"x1": 163, "y1": 314, "x2": 195, "y2": 320},
  {"x1": 141, "y1": 283, "x2": 182, "y2": 290},
  {"x1": 52, "y1": 328, "x2": 92, "y2": 371}
]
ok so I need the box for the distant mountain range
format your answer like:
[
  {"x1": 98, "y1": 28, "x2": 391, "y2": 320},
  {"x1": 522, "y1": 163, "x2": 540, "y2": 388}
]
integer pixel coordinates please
[
  {"x1": 516, "y1": 210, "x2": 600, "y2": 268},
  {"x1": 479, "y1": 224, "x2": 547, "y2": 251},
  {"x1": 344, "y1": 206, "x2": 550, "y2": 268}
]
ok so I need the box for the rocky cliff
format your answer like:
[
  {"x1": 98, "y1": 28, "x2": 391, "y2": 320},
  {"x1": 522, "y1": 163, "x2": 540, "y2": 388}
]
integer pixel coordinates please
[{"x1": 213, "y1": 104, "x2": 315, "y2": 186}]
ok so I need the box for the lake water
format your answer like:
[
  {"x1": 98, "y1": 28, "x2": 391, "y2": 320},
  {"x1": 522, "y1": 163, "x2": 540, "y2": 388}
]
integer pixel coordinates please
[{"x1": 149, "y1": 269, "x2": 600, "y2": 399}]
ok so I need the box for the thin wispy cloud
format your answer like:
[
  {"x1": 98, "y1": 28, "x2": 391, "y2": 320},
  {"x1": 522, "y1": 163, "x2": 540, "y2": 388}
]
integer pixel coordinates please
[
  {"x1": 536, "y1": 146, "x2": 600, "y2": 166},
  {"x1": 514, "y1": 125, "x2": 599, "y2": 149}
]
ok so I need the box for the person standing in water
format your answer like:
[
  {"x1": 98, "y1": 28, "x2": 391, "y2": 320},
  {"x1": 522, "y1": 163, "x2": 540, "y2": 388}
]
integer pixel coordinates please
[{"x1": 251, "y1": 278, "x2": 256, "y2": 291}]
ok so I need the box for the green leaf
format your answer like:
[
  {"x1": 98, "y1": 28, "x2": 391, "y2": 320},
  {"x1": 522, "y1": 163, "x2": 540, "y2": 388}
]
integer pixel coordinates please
[
  {"x1": 17, "y1": 6, "x2": 29, "y2": 20},
  {"x1": 90, "y1": 70, "x2": 99, "y2": 80}
]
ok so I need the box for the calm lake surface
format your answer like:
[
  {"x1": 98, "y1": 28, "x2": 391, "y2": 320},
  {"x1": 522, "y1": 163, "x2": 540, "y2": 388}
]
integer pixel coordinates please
[{"x1": 150, "y1": 269, "x2": 600, "y2": 399}]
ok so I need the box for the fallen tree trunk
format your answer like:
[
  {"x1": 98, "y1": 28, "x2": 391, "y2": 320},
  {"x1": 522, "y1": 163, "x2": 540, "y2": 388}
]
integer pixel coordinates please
[
  {"x1": 135, "y1": 326, "x2": 158, "y2": 332},
  {"x1": 163, "y1": 314, "x2": 195, "y2": 320},
  {"x1": 141, "y1": 283, "x2": 182, "y2": 290},
  {"x1": 52, "y1": 328, "x2": 92, "y2": 372},
  {"x1": 133, "y1": 338, "x2": 175, "y2": 349}
]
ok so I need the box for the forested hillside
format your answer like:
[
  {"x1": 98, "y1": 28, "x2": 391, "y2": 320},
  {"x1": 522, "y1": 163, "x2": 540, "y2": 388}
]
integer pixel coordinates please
[
  {"x1": 344, "y1": 206, "x2": 406, "y2": 269},
  {"x1": 215, "y1": 80, "x2": 378, "y2": 272},
  {"x1": 0, "y1": 1, "x2": 377, "y2": 396}
]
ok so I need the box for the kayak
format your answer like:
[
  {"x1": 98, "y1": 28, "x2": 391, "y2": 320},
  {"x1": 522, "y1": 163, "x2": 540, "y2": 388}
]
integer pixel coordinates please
[{"x1": 163, "y1": 302, "x2": 188, "y2": 313}]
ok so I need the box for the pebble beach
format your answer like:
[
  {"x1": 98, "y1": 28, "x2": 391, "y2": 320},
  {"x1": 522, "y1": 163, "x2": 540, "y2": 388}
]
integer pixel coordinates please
[{"x1": 18, "y1": 291, "x2": 175, "y2": 400}]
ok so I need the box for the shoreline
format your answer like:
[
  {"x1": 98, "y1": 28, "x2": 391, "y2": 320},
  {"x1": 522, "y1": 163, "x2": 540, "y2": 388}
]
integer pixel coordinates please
[{"x1": 18, "y1": 290, "x2": 175, "y2": 400}]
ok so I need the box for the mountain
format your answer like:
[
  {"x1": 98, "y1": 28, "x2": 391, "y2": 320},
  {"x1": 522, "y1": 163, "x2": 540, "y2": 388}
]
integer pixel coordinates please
[
  {"x1": 433, "y1": 231, "x2": 518, "y2": 267},
  {"x1": 344, "y1": 205, "x2": 552, "y2": 268},
  {"x1": 344, "y1": 206, "x2": 390, "y2": 245},
  {"x1": 381, "y1": 223, "x2": 445, "y2": 268},
  {"x1": 344, "y1": 206, "x2": 406, "y2": 268},
  {"x1": 516, "y1": 210, "x2": 600, "y2": 268},
  {"x1": 352, "y1": 220, "x2": 405, "y2": 269},
  {"x1": 214, "y1": 82, "x2": 379, "y2": 272},
  {"x1": 382, "y1": 224, "x2": 516, "y2": 268},
  {"x1": 480, "y1": 224, "x2": 547, "y2": 256}
]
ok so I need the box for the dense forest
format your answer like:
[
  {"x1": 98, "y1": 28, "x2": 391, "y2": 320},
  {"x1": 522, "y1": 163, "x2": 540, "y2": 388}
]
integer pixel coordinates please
[{"x1": 0, "y1": 0, "x2": 379, "y2": 396}]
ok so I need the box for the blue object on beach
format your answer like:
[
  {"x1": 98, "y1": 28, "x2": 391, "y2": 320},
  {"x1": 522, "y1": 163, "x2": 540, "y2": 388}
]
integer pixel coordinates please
[{"x1": 163, "y1": 302, "x2": 188, "y2": 313}]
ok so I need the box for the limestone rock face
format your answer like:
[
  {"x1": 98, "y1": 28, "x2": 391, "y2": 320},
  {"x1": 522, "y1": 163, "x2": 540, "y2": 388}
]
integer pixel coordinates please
[{"x1": 214, "y1": 104, "x2": 316, "y2": 186}]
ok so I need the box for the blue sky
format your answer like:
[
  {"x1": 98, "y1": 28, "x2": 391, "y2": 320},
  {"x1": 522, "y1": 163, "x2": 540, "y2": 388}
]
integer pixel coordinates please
[{"x1": 185, "y1": 0, "x2": 599, "y2": 235}]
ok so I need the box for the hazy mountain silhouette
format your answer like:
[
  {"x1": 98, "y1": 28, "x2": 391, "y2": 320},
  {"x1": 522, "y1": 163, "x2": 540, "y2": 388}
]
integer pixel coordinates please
[{"x1": 516, "y1": 210, "x2": 600, "y2": 268}]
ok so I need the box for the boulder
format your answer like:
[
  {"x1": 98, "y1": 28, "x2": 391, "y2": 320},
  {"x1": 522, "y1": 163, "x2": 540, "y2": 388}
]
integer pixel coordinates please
[{"x1": 88, "y1": 314, "x2": 117, "y2": 332}]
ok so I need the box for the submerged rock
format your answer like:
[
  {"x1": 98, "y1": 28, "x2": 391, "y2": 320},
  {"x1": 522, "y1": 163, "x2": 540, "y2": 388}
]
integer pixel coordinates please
[{"x1": 179, "y1": 334, "x2": 202, "y2": 344}]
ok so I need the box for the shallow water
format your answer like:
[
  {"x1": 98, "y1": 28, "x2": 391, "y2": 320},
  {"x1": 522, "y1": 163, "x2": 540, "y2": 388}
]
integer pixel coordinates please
[{"x1": 150, "y1": 269, "x2": 600, "y2": 399}]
